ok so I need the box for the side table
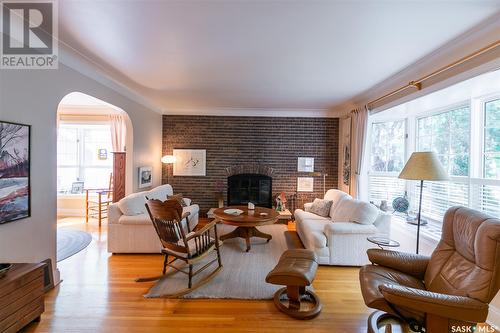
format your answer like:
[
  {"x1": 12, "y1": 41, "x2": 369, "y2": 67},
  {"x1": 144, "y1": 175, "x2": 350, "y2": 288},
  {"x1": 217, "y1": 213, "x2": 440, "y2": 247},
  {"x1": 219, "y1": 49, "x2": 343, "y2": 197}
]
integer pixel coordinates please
[{"x1": 367, "y1": 236, "x2": 400, "y2": 250}]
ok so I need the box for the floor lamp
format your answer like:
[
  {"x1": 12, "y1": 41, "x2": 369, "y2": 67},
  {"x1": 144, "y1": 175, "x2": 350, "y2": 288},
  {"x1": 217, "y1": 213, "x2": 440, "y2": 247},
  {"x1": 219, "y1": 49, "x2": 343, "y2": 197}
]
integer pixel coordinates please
[
  {"x1": 161, "y1": 155, "x2": 176, "y2": 184},
  {"x1": 398, "y1": 152, "x2": 448, "y2": 254}
]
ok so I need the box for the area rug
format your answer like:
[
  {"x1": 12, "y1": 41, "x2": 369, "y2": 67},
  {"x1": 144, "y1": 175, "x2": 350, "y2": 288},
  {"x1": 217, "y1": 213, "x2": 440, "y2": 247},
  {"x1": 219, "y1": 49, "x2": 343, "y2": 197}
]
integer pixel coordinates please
[
  {"x1": 57, "y1": 229, "x2": 92, "y2": 262},
  {"x1": 144, "y1": 223, "x2": 288, "y2": 299}
]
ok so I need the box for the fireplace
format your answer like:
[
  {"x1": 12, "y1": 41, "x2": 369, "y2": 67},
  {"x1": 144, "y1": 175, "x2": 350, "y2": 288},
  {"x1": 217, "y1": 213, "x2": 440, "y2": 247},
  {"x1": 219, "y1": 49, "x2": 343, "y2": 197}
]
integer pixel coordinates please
[{"x1": 227, "y1": 173, "x2": 272, "y2": 208}]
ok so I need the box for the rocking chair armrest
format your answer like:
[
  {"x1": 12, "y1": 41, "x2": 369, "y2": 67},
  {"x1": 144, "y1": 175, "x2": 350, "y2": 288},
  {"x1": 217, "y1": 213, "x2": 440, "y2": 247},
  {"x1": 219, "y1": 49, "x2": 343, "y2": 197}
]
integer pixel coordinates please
[
  {"x1": 379, "y1": 284, "x2": 489, "y2": 323},
  {"x1": 186, "y1": 220, "x2": 217, "y2": 241}
]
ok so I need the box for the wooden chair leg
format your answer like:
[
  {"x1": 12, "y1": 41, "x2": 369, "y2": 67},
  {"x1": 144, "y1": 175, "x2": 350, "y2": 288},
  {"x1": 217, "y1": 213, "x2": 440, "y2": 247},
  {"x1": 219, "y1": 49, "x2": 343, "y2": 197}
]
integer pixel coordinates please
[
  {"x1": 426, "y1": 313, "x2": 449, "y2": 333},
  {"x1": 98, "y1": 194, "x2": 102, "y2": 227},
  {"x1": 162, "y1": 254, "x2": 169, "y2": 275},
  {"x1": 188, "y1": 264, "x2": 193, "y2": 289},
  {"x1": 85, "y1": 190, "x2": 89, "y2": 223}
]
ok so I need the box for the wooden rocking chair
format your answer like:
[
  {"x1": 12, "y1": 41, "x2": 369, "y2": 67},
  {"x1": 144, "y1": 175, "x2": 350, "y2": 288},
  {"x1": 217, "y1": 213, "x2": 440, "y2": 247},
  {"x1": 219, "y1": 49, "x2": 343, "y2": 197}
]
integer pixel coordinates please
[{"x1": 137, "y1": 198, "x2": 223, "y2": 297}]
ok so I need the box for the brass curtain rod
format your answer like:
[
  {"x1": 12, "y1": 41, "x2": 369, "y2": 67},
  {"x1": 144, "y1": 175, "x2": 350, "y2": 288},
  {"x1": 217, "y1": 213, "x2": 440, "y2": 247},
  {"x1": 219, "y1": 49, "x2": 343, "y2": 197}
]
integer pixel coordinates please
[{"x1": 367, "y1": 39, "x2": 500, "y2": 109}]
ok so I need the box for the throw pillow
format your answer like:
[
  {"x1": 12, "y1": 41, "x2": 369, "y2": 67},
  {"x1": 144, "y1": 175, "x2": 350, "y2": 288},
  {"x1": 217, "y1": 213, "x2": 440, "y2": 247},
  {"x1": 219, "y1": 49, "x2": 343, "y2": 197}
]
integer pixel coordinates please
[
  {"x1": 168, "y1": 193, "x2": 187, "y2": 207},
  {"x1": 309, "y1": 198, "x2": 333, "y2": 217}
]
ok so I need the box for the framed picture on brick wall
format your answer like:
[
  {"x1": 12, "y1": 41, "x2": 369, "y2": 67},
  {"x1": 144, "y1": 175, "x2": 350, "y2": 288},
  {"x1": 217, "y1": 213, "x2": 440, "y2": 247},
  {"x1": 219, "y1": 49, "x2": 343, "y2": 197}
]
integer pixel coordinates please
[
  {"x1": 173, "y1": 149, "x2": 206, "y2": 176},
  {"x1": 297, "y1": 177, "x2": 314, "y2": 192},
  {"x1": 297, "y1": 157, "x2": 314, "y2": 172}
]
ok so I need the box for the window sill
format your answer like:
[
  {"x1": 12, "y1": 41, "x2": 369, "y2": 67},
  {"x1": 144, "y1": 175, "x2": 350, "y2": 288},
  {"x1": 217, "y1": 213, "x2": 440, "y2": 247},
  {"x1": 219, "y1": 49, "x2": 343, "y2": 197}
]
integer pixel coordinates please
[
  {"x1": 57, "y1": 193, "x2": 86, "y2": 199},
  {"x1": 392, "y1": 214, "x2": 442, "y2": 242}
]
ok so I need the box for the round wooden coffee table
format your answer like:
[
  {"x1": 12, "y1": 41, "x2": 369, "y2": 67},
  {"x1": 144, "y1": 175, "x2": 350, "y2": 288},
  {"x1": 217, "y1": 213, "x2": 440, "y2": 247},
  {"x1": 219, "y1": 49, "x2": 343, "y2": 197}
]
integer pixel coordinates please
[{"x1": 214, "y1": 206, "x2": 279, "y2": 252}]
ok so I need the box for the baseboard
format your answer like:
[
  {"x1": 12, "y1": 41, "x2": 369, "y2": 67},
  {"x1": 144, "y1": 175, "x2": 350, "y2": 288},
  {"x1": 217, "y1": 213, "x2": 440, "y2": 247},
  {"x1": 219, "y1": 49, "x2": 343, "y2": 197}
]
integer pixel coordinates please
[{"x1": 487, "y1": 304, "x2": 500, "y2": 328}]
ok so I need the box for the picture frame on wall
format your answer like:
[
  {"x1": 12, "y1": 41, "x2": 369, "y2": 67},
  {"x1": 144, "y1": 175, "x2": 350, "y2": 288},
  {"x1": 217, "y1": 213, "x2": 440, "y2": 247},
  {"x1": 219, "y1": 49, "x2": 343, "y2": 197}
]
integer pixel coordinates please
[
  {"x1": 297, "y1": 157, "x2": 314, "y2": 172},
  {"x1": 297, "y1": 177, "x2": 314, "y2": 192},
  {"x1": 173, "y1": 149, "x2": 206, "y2": 176},
  {"x1": 0, "y1": 121, "x2": 31, "y2": 224},
  {"x1": 138, "y1": 166, "x2": 153, "y2": 188},
  {"x1": 71, "y1": 182, "x2": 84, "y2": 194}
]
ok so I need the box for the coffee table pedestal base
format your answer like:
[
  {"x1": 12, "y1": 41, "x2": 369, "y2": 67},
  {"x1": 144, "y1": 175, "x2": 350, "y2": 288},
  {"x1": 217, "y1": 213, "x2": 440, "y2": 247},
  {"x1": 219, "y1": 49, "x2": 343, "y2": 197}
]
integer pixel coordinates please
[{"x1": 220, "y1": 226, "x2": 272, "y2": 252}]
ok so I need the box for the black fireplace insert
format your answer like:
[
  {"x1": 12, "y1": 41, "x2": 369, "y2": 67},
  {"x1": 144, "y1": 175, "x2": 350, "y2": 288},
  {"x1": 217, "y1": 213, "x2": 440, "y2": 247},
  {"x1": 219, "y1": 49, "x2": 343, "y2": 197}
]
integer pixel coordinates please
[{"x1": 227, "y1": 173, "x2": 272, "y2": 208}]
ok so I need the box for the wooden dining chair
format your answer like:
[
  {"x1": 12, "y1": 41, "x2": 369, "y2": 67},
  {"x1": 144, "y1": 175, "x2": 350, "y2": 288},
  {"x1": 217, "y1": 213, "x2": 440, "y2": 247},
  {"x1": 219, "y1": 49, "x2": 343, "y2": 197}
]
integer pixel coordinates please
[
  {"x1": 85, "y1": 173, "x2": 113, "y2": 227},
  {"x1": 137, "y1": 198, "x2": 223, "y2": 297}
]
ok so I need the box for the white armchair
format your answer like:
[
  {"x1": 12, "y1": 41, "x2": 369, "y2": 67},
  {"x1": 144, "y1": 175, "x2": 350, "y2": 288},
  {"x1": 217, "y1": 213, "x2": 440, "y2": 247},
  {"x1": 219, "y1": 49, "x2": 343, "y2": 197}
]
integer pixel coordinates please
[{"x1": 295, "y1": 189, "x2": 390, "y2": 266}]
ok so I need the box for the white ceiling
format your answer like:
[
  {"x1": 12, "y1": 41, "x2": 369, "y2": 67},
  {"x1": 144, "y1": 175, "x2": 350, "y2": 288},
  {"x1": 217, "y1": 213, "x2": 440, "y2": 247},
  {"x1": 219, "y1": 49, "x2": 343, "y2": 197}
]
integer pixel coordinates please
[{"x1": 59, "y1": 1, "x2": 500, "y2": 113}]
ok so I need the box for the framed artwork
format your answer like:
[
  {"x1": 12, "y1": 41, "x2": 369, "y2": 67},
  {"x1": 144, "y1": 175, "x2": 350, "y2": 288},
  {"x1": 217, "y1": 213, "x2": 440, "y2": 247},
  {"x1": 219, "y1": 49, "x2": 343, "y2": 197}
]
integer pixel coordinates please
[
  {"x1": 173, "y1": 149, "x2": 206, "y2": 176},
  {"x1": 0, "y1": 121, "x2": 31, "y2": 224},
  {"x1": 97, "y1": 148, "x2": 108, "y2": 160},
  {"x1": 297, "y1": 157, "x2": 314, "y2": 172},
  {"x1": 297, "y1": 177, "x2": 314, "y2": 192},
  {"x1": 138, "y1": 166, "x2": 153, "y2": 188},
  {"x1": 71, "y1": 181, "x2": 84, "y2": 194}
]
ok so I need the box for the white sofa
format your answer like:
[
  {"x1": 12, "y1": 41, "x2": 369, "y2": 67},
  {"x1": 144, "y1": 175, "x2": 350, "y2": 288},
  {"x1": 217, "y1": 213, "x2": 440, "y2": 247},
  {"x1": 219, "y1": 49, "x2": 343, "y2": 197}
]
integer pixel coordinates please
[
  {"x1": 108, "y1": 184, "x2": 199, "y2": 253},
  {"x1": 294, "y1": 189, "x2": 390, "y2": 266}
]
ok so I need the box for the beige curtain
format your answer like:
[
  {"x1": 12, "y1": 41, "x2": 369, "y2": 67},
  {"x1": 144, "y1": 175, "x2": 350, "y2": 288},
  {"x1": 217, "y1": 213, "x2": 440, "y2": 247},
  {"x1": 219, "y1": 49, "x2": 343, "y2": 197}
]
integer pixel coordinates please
[
  {"x1": 338, "y1": 117, "x2": 351, "y2": 194},
  {"x1": 349, "y1": 106, "x2": 369, "y2": 199},
  {"x1": 109, "y1": 114, "x2": 126, "y2": 152}
]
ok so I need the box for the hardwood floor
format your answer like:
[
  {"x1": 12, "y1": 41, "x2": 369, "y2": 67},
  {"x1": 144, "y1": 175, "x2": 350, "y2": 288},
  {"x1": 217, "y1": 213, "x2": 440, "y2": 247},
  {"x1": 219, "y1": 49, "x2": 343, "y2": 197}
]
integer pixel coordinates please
[{"x1": 24, "y1": 218, "x2": 371, "y2": 333}]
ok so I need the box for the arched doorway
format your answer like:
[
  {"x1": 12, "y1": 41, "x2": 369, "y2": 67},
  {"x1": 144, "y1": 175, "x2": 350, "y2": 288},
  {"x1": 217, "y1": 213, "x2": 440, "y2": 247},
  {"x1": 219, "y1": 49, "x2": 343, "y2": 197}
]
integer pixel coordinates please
[{"x1": 55, "y1": 92, "x2": 133, "y2": 259}]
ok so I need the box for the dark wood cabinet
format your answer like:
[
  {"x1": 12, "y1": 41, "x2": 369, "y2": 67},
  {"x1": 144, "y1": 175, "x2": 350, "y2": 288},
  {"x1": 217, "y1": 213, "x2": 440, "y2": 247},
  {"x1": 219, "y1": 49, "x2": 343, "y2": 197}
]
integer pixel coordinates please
[
  {"x1": 0, "y1": 263, "x2": 46, "y2": 333},
  {"x1": 112, "y1": 152, "x2": 126, "y2": 203}
]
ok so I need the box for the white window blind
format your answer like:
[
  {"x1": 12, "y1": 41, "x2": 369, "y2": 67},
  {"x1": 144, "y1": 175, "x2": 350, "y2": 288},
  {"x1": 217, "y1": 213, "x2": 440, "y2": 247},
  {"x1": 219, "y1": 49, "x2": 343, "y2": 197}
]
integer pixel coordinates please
[{"x1": 368, "y1": 175, "x2": 406, "y2": 205}]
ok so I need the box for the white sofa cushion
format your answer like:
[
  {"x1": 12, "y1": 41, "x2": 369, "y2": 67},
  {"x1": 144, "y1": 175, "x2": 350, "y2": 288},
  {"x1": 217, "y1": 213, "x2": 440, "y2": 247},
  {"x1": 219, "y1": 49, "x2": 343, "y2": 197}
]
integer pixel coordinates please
[
  {"x1": 147, "y1": 184, "x2": 173, "y2": 201},
  {"x1": 295, "y1": 209, "x2": 331, "y2": 222},
  {"x1": 323, "y1": 189, "x2": 352, "y2": 218},
  {"x1": 119, "y1": 213, "x2": 149, "y2": 225},
  {"x1": 331, "y1": 198, "x2": 379, "y2": 225},
  {"x1": 118, "y1": 192, "x2": 147, "y2": 216}
]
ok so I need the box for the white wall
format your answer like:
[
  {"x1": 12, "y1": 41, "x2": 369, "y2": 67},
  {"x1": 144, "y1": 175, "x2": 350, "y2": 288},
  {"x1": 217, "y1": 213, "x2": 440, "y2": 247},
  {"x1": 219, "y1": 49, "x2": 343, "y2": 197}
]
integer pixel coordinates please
[{"x1": 0, "y1": 63, "x2": 162, "y2": 282}]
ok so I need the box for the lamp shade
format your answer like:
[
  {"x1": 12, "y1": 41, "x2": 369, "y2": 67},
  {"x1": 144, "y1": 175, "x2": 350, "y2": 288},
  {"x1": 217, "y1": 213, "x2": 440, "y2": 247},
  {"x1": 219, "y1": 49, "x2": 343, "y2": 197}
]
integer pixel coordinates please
[
  {"x1": 398, "y1": 151, "x2": 449, "y2": 181},
  {"x1": 161, "y1": 155, "x2": 176, "y2": 164}
]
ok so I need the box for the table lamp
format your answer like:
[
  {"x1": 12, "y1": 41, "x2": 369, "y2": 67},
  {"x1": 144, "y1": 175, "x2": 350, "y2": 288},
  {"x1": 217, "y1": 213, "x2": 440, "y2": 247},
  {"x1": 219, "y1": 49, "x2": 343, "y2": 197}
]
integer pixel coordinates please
[
  {"x1": 161, "y1": 155, "x2": 176, "y2": 184},
  {"x1": 398, "y1": 151, "x2": 448, "y2": 254}
]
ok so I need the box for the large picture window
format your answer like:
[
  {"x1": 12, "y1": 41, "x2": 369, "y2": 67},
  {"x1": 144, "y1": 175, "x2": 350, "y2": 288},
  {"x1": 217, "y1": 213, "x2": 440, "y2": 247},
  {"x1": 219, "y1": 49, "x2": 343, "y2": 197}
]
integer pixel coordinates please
[
  {"x1": 57, "y1": 123, "x2": 113, "y2": 193},
  {"x1": 366, "y1": 69, "x2": 500, "y2": 224}
]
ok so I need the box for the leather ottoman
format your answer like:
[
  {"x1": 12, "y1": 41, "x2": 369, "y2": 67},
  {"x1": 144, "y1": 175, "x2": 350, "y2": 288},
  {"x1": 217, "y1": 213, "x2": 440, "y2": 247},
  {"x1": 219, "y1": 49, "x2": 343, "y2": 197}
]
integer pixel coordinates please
[{"x1": 266, "y1": 249, "x2": 322, "y2": 319}]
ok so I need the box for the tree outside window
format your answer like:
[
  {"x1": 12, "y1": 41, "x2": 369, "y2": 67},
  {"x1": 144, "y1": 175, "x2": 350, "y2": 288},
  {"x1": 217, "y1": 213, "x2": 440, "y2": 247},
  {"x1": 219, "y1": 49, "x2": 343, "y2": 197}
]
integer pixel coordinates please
[
  {"x1": 371, "y1": 120, "x2": 405, "y2": 173},
  {"x1": 484, "y1": 99, "x2": 500, "y2": 179}
]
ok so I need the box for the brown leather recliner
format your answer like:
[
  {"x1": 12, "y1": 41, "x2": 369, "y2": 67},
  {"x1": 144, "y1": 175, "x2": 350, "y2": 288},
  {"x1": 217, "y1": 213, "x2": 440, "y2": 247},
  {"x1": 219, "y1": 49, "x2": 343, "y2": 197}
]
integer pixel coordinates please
[{"x1": 359, "y1": 206, "x2": 500, "y2": 333}]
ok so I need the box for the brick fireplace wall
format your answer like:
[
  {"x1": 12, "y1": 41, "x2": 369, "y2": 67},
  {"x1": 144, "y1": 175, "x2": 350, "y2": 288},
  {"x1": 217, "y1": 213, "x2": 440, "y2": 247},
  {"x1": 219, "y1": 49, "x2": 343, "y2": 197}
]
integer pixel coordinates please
[{"x1": 162, "y1": 115, "x2": 339, "y2": 215}]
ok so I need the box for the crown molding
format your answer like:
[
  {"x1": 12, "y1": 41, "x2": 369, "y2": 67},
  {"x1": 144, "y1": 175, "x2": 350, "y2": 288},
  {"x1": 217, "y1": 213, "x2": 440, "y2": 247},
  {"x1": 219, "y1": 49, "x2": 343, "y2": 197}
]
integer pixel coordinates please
[{"x1": 162, "y1": 107, "x2": 340, "y2": 118}]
